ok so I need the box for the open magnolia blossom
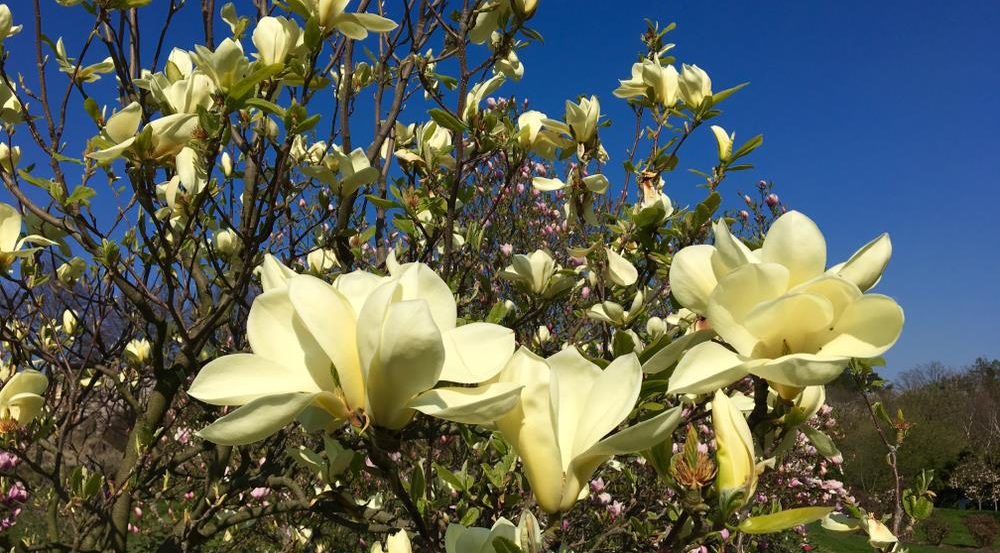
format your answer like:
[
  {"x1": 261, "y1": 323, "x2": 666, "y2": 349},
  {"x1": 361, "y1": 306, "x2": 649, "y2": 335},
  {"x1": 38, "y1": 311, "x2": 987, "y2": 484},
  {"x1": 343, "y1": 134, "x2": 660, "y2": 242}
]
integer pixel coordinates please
[
  {"x1": 88, "y1": 101, "x2": 199, "y2": 162},
  {"x1": 0, "y1": 202, "x2": 56, "y2": 267},
  {"x1": 301, "y1": 146, "x2": 380, "y2": 196},
  {"x1": 516, "y1": 110, "x2": 573, "y2": 160},
  {"x1": 395, "y1": 121, "x2": 455, "y2": 171},
  {"x1": 189, "y1": 258, "x2": 520, "y2": 444},
  {"x1": 499, "y1": 249, "x2": 577, "y2": 299},
  {"x1": 0, "y1": 368, "x2": 48, "y2": 432},
  {"x1": 293, "y1": 0, "x2": 398, "y2": 39},
  {"x1": 613, "y1": 58, "x2": 680, "y2": 108},
  {"x1": 667, "y1": 211, "x2": 904, "y2": 396},
  {"x1": 492, "y1": 347, "x2": 682, "y2": 513}
]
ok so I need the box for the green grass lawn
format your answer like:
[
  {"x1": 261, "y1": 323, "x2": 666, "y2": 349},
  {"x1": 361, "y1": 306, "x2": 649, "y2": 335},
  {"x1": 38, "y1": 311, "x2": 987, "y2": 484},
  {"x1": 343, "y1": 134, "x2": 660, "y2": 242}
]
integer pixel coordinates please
[{"x1": 807, "y1": 508, "x2": 1000, "y2": 552}]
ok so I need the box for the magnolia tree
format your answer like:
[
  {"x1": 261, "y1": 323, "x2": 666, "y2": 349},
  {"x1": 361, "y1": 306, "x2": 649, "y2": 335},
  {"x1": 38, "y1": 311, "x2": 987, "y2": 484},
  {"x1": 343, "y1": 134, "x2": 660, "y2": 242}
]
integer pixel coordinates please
[{"x1": 0, "y1": 1, "x2": 923, "y2": 551}]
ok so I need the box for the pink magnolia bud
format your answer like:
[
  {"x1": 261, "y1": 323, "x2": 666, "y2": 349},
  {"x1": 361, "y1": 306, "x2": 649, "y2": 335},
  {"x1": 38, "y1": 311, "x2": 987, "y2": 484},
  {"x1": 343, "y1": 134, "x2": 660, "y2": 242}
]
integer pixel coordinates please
[{"x1": 765, "y1": 193, "x2": 779, "y2": 207}]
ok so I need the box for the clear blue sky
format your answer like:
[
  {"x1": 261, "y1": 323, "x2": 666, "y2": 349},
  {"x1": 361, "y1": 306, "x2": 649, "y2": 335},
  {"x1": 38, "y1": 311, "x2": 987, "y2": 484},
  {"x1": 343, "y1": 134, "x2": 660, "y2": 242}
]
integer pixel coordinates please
[
  {"x1": 506, "y1": 0, "x2": 1000, "y2": 375},
  {"x1": 7, "y1": 1, "x2": 998, "y2": 376}
]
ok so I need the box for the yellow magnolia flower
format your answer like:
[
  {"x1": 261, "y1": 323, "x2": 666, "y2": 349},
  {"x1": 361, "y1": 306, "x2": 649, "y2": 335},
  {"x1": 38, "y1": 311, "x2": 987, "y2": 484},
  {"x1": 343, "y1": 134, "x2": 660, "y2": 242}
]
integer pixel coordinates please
[
  {"x1": 0, "y1": 202, "x2": 57, "y2": 268},
  {"x1": 667, "y1": 211, "x2": 903, "y2": 395},
  {"x1": 710, "y1": 125, "x2": 734, "y2": 161},
  {"x1": 678, "y1": 64, "x2": 712, "y2": 108},
  {"x1": 0, "y1": 4, "x2": 23, "y2": 42},
  {"x1": 252, "y1": 16, "x2": 302, "y2": 66},
  {"x1": 565, "y1": 95, "x2": 600, "y2": 145},
  {"x1": 0, "y1": 143, "x2": 18, "y2": 173},
  {"x1": 712, "y1": 390, "x2": 756, "y2": 500},
  {"x1": 614, "y1": 59, "x2": 680, "y2": 107},
  {"x1": 190, "y1": 38, "x2": 250, "y2": 92},
  {"x1": 445, "y1": 518, "x2": 518, "y2": 553},
  {"x1": 0, "y1": 78, "x2": 20, "y2": 123},
  {"x1": 395, "y1": 121, "x2": 455, "y2": 170},
  {"x1": 303, "y1": 0, "x2": 398, "y2": 38},
  {"x1": 604, "y1": 247, "x2": 638, "y2": 287},
  {"x1": 371, "y1": 530, "x2": 411, "y2": 553},
  {"x1": 499, "y1": 249, "x2": 577, "y2": 298},
  {"x1": 516, "y1": 110, "x2": 572, "y2": 159},
  {"x1": 307, "y1": 248, "x2": 340, "y2": 273},
  {"x1": 213, "y1": 229, "x2": 241, "y2": 258},
  {"x1": 125, "y1": 338, "x2": 152, "y2": 366},
  {"x1": 493, "y1": 347, "x2": 681, "y2": 513},
  {"x1": 0, "y1": 369, "x2": 48, "y2": 433},
  {"x1": 189, "y1": 261, "x2": 519, "y2": 444},
  {"x1": 89, "y1": 101, "x2": 200, "y2": 163}
]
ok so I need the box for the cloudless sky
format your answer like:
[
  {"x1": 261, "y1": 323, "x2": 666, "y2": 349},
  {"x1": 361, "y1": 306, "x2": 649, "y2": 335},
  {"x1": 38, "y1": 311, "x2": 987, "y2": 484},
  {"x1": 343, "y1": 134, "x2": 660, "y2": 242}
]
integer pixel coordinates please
[{"x1": 6, "y1": 0, "x2": 999, "y2": 377}]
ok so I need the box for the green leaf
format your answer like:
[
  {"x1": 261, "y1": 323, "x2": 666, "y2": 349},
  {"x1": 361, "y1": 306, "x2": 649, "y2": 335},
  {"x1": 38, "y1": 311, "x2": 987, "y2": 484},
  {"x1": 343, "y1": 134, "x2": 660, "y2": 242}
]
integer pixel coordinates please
[
  {"x1": 711, "y1": 82, "x2": 749, "y2": 105},
  {"x1": 365, "y1": 195, "x2": 399, "y2": 210},
  {"x1": 739, "y1": 506, "x2": 834, "y2": 534},
  {"x1": 65, "y1": 186, "x2": 97, "y2": 207},
  {"x1": 244, "y1": 98, "x2": 286, "y2": 118},
  {"x1": 801, "y1": 425, "x2": 842, "y2": 462},
  {"x1": 428, "y1": 108, "x2": 466, "y2": 133}
]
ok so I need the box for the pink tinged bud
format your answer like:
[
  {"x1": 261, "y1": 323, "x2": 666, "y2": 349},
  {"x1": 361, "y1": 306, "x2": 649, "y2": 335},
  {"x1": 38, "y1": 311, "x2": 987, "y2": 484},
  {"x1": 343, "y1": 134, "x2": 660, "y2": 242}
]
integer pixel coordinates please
[
  {"x1": 516, "y1": 183, "x2": 525, "y2": 193},
  {"x1": 720, "y1": 529, "x2": 731, "y2": 541},
  {"x1": 765, "y1": 193, "x2": 780, "y2": 207},
  {"x1": 590, "y1": 478, "x2": 606, "y2": 493},
  {"x1": 134, "y1": 506, "x2": 143, "y2": 518},
  {"x1": 299, "y1": 198, "x2": 307, "y2": 209},
  {"x1": 500, "y1": 243, "x2": 513, "y2": 256},
  {"x1": 561, "y1": 520, "x2": 570, "y2": 531},
  {"x1": 744, "y1": 195, "x2": 753, "y2": 206},
  {"x1": 581, "y1": 286, "x2": 591, "y2": 299},
  {"x1": 486, "y1": 97, "x2": 497, "y2": 108},
  {"x1": 250, "y1": 487, "x2": 271, "y2": 500},
  {"x1": 597, "y1": 492, "x2": 612, "y2": 505},
  {"x1": 757, "y1": 179, "x2": 767, "y2": 190},
  {"x1": 739, "y1": 210, "x2": 749, "y2": 221},
  {"x1": 608, "y1": 500, "x2": 624, "y2": 519}
]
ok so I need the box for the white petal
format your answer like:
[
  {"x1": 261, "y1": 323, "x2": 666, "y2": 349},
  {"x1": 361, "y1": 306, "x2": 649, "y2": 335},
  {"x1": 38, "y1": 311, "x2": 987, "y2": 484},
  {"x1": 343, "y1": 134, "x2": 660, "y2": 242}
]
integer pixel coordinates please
[
  {"x1": 571, "y1": 353, "x2": 642, "y2": 459},
  {"x1": 246, "y1": 289, "x2": 336, "y2": 392},
  {"x1": 605, "y1": 248, "x2": 638, "y2": 287},
  {"x1": 668, "y1": 341, "x2": 751, "y2": 395},
  {"x1": 494, "y1": 348, "x2": 563, "y2": 514},
  {"x1": 532, "y1": 177, "x2": 566, "y2": 191},
  {"x1": 408, "y1": 382, "x2": 522, "y2": 425},
  {"x1": 833, "y1": 233, "x2": 892, "y2": 292},
  {"x1": 288, "y1": 275, "x2": 367, "y2": 411},
  {"x1": 820, "y1": 294, "x2": 904, "y2": 359},
  {"x1": 392, "y1": 263, "x2": 457, "y2": 331},
  {"x1": 438, "y1": 323, "x2": 515, "y2": 384},
  {"x1": 365, "y1": 299, "x2": 445, "y2": 429},
  {"x1": 197, "y1": 392, "x2": 318, "y2": 445},
  {"x1": 707, "y1": 263, "x2": 791, "y2": 356},
  {"x1": 0, "y1": 202, "x2": 20, "y2": 252},
  {"x1": 548, "y1": 348, "x2": 601, "y2": 468},
  {"x1": 0, "y1": 369, "x2": 47, "y2": 405},
  {"x1": 669, "y1": 244, "x2": 718, "y2": 314},
  {"x1": 333, "y1": 270, "x2": 388, "y2": 315},
  {"x1": 188, "y1": 354, "x2": 322, "y2": 405},
  {"x1": 760, "y1": 211, "x2": 827, "y2": 287},
  {"x1": 750, "y1": 353, "x2": 850, "y2": 387}
]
